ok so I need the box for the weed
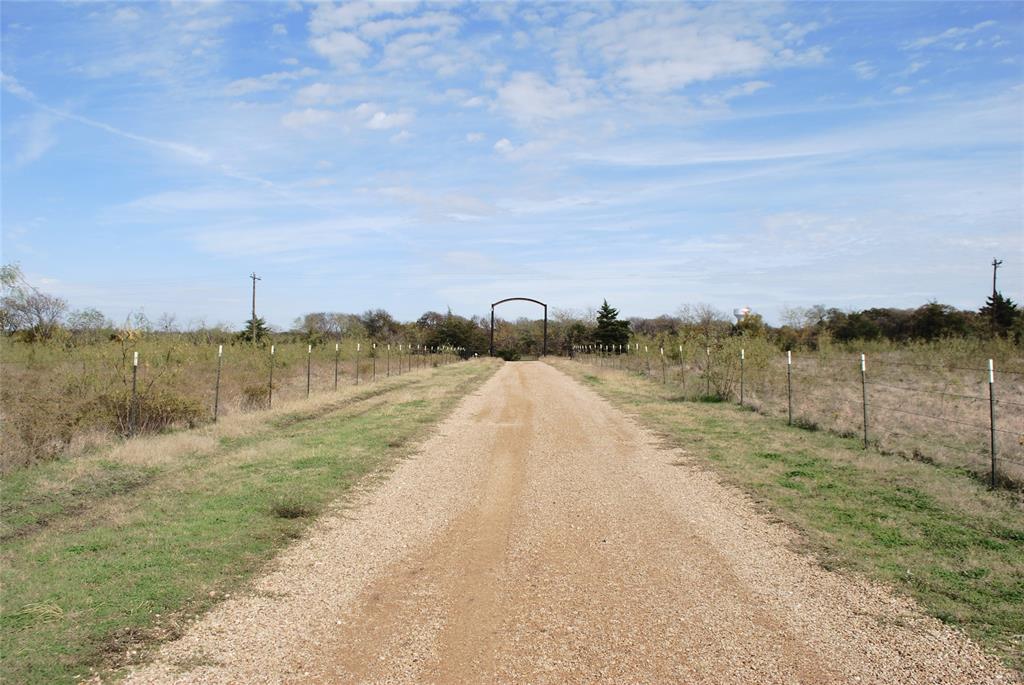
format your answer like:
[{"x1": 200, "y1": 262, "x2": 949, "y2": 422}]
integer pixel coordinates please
[
  {"x1": 270, "y1": 498, "x2": 314, "y2": 519},
  {"x1": 792, "y1": 416, "x2": 820, "y2": 432}
]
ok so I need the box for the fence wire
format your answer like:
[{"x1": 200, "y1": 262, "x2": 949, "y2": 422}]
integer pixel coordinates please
[
  {"x1": 574, "y1": 347, "x2": 1024, "y2": 491},
  {"x1": 1, "y1": 344, "x2": 465, "y2": 470}
]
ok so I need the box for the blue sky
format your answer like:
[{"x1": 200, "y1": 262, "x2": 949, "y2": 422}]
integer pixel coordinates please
[{"x1": 2, "y1": 1, "x2": 1022, "y2": 329}]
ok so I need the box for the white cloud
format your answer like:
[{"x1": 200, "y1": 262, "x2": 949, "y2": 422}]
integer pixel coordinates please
[
  {"x1": 578, "y1": 5, "x2": 823, "y2": 94},
  {"x1": 466, "y1": 132, "x2": 485, "y2": 143},
  {"x1": 494, "y1": 138, "x2": 515, "y2": 154},
  {"x1": 462, "y1": 95, "x2": 487, "y2": 108},
  {"x1": 112, "y1": 7, "x2": 141, "y2": 23},
  {"x1": 272, "y1": 23, "x2": 287, "y2": 36},
  {"x1": 310, "y1": 31, "x2": 371, "y2": 67},
  {"x1": 497, "y1": 72, "x2": 591, "y2": 125},
  {"x1": 390, "y1": 130, "x2": 412, "y2": 143},
  {"x1": 281, "y1": 108, "x2": 335, "y2": 130},
  {"x1": 3, "y1": 74, "x2": 211, "y2": 163},
  {"x1": 70, "y1": 4, "x2": 236, "y2": 80},
  {"x1": 358, "y1": 11, "x2": 461, "y2": 41},
  {"x1": 901, "y1": 60, "x2": 929, "y2": 76},
  {"x1": 904, "y1": 20, "x2": 997, "y2": 50},
  {"x1": 122, "y1": 189, "x2": 282, "y2": 213},
  {"x1": 306, "y1": 4, "x2": 467, "y2": 78},
  {"x1": 892, "y1": 86, "x2": 912, "y2": 96},
  {"x1": 1, "y1": 72, "x2": 33, "y2": 99},
  {"x1": 13, "y1": 111, "x2": 58, "y2": 166},
  {"x1": 702, "y1": 80, "x2": 772, "y2": 105},
  {"x1": 730, "y1": 80, "x2": 771, "y2": 97},
  {"x1": 851, "y1": 60, "x2": 877, "y2": 80},
  {"x1": 381, "y1": 186, "x2": 495, "y2": 221},
  {"x1": 295, "y1": 82, "x2": 359, "y2": 105},
  {"x1": 224, "y1": 67, "x2": 317, "y2": 97},
  {"x1": 366, "y1": 110, "x2": 413, "y2": 130},
  {"x1": 190, "y1": 217, "x2": 393, "y2": 256},
  {"x1": 488, "y1": 137, "x2": 557, "y2": 162},
  {"x1": 309, "y1": 1, "x2": 417, "y2": 34}
]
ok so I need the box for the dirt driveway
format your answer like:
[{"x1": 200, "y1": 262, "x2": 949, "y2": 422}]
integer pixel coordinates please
[{"x1": 126, "y1": 361, "x2": 1010, "y2": 684}]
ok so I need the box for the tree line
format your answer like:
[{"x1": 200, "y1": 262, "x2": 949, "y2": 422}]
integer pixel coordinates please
[{"x1": 2, "y1": 263, "x2": 1020, "y2": 354}]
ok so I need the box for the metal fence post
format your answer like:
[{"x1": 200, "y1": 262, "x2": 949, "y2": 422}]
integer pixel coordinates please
[
  {"x1": 268, "y1": 345, "x2": 275, "y2": 408},
  {"x1": 334, "y1": 342, "x2": 339, "y2": 390},
  {"x1": 355, "y1": 343, "x2": 360, "y2": 385},
  {"x1": 130, "y1": 350, "x2": 139, "y2": 435},
  {"x1": 739, "y1": 348, "x2": 744, "y2": 407},
  {"x1": 705, "y1": 347, "x2": 711, "y2": 397},
  {"x1": 678, "y1": 345, "x2": 685, "y2": 391},
  {"x1": 989, "y1": 359, "x2": 997, "y2": 489},
  {"x1": 214, "y1": 344, "x2": 223, "y2": 422},
  {"x1": 786, "y1": 350, "x2": 793, "y2": 426},
  {"x1": 306, "y1": 344, "x2": 312, "y2": 398},
  {"x1": 861, "y1": 353, "x2": 868, "y2": 448},
  {"x1": 661, "y1": 347, "x2": 666, "y2": 384},
  {"x1": 645, "y1": 346, "x2": 651, "y2": 376},
  {"x1": 372, "y1": 343, "x2": 377, "y2": 381}
]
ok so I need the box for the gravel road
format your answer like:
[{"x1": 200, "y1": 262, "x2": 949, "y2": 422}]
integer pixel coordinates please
[{"x1": 126, "y1": 361, "x2": 1014, "y2": 684}]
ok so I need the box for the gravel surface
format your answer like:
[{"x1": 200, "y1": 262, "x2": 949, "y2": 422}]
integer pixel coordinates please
[{"x1": 125, "y1": 361, "x2": 1015, "y2": 684}]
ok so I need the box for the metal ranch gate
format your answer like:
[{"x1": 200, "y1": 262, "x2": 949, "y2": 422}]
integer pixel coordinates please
[{"x1": 489, "y1": 297, "x2": 547, "y2": 357}]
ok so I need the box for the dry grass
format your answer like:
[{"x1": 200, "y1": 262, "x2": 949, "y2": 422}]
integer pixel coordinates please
[
  {"x1": 587, "y1": 338, "x2": 1024, "y2": 489},
  {"x1": 0, "y1": 337, "x2": 454, "y2": 471}
]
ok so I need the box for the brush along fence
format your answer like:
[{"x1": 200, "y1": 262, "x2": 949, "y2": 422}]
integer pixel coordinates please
[{"x1": 573, "y1": 344, "x2": 1024, "y2": 491}]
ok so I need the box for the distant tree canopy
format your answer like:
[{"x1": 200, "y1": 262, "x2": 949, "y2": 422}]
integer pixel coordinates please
[
  {"x1": 593, "y1": 300, "x2": 631, "y2": 348},
  {"x1": 237, "y1": 316, "x2": 271, "y2": 344},
  {"x1": 417, "y1": 309, "x2": 488, "y2": 356},
  {"x1": 292, "y1": 312, "x2": 365, "y2": 341},
  {"x1": 360, "y1": 308, "x2": 402, "y2": 341},
  {"x1": 2, "y1": 257, "x2": 1019, "y2": 351}
]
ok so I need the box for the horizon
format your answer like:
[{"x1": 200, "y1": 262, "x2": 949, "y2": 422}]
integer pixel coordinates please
[{"x1": 2, "y1": 1, "x2": 1022, "y2": 330}]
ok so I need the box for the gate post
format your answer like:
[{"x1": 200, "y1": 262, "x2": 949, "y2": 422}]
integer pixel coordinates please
[{"x1": 543, "y1": 304, "x2": 548, "y2": 356}]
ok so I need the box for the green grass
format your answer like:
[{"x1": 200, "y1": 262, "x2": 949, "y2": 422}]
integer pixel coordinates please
[
  {"x1": 0, "y1": 359, "x2": 499, "y2": 684},
  {"x1": 553, "y1": 358, "x2": 1024, "y2": 673}
]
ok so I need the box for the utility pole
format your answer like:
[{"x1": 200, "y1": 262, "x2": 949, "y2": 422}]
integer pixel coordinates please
[
  {"x1": 250, "y1": 272, "x2": 261, "y2": 343},
  {"x1": 991, "y1": 259, "x2": 1002, "y2": 335}
]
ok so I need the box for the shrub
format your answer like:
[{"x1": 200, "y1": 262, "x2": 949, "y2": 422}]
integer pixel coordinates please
[
  {"x1": 241, "y1": 384, "x2": 270, "y2": 410},
  {"x1": 90, "y1": 389, "x2": 204, "y2": 437}
]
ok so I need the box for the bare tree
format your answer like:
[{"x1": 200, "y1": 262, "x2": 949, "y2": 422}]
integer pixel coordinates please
[
  {"x1": 677, "y1": 303, "x2": 731, "y2": 341},
  {"x1": 0, "y1": 263, "x2": 67, "y2": 340},
  {"x1": 157, "y1": 312, "x2": 179, "y2": 333}
]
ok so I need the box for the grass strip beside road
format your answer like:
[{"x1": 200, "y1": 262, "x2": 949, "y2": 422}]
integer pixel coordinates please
[
  {"x1": 0, "y1": 359, "x2": 500, "y2": 684},
  {"x1": 554, "y1": 358, "x2": 1024, "y2": 673}
]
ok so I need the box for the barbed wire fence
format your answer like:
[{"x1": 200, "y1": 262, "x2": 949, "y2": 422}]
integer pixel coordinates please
[
  {"x1": 572, "y1": 343, "x2": 1024, "y2": 491},
  {"x1": 0, "y1": 343, "x2": 465, "y2": 469}
]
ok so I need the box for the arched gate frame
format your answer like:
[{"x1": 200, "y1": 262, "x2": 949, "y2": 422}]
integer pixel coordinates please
[{"x1": 490, "y1": 297, "x2": 547, "y2": 357}]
